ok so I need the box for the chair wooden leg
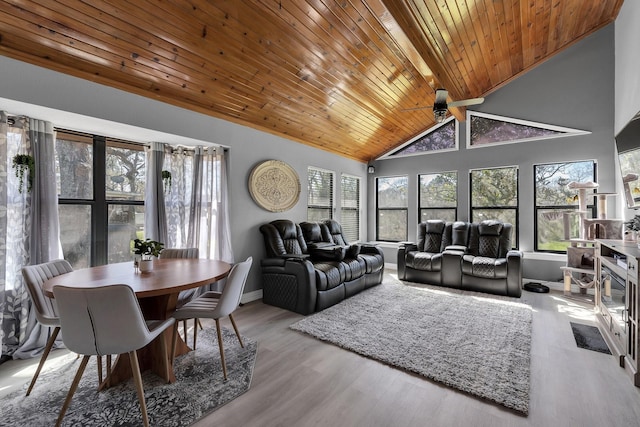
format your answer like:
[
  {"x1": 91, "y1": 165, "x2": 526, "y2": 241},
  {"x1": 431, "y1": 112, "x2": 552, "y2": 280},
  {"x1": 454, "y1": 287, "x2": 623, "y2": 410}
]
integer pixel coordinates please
[
  {"x1": 157, "y1": 331, "x2": 171, "y2": 383},
  {"x1": 26, "y1": 326, "x2": 60, "y2": 396},
  {"x1": 129, "y1": 350, "x2": 150, "y2": 427},
  {"x1": 193, "y1": 318, "x2": 198, "y2": 350},
  {"x1": 215, "y1": 319, "x2": 227, "y2": 380},
  {"x1": 182, "y1": 320, "x2": 188, "y2": 345},
  {"x1": 170, "y1": 322, "x2": 178, "y2": 363},
  {"x1": 97, "y1": 355, "x2": 103, "y2": 384},
  {"x1": 55, "y1": 355, "x2": 90, "y2": 427},
  {"x1": 228, "y1": 314, "x2": 244, "y2": 348},
  {"x1": 197, "y1": 318, "x2": 204, "y2": 330},
  {"x1": 106, "y1": 355, "x2": 112, "y2": 388}
]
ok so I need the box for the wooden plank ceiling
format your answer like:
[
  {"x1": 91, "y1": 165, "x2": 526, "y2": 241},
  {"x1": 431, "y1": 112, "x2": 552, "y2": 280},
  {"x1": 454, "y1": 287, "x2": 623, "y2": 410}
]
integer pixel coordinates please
[{"x1": 0, "y1": 0, "x2": 623, "y2": 162}]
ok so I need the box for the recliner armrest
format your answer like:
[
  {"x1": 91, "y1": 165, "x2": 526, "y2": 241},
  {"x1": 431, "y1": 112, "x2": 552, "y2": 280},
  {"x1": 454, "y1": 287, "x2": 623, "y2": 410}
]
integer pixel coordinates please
[{"x1": 444, "y1": 245, "x2": 467, "y2": 253}]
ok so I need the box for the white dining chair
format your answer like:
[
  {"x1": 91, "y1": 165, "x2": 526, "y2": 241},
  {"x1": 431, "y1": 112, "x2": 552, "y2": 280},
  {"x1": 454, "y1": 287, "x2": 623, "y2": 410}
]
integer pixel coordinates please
[
  {"x1": 21, "y1": 259, "x2": 74, "y2": 396},
  {"x1": 171, "y1": 257, "x2": 252, "y2": 380},
  {"x1": 53, "y1": 284, "x2": 175, "y2": 427},
  {"x1": 159, "y1": 247, "x2": 202, "y2": 348}
]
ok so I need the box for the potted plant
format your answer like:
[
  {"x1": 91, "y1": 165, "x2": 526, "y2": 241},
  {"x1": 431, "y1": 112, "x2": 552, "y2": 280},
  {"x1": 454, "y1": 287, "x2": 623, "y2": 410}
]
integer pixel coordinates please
[
  {"x1": 133, "y1": 238, "x2": 164, "y2": 272},
  {"x1": 624, "y1": 215, "x2": 640, "y2": 241},
  {"x1": 12, "y1": 154, "x2": 35, "y2": 193},
  {"x1": 161, "y1": 170, "x2": 172, "y2": 192}
]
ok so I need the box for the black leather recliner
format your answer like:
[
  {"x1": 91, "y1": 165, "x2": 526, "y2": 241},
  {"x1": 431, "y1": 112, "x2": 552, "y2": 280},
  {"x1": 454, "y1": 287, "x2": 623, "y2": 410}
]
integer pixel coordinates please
[
  {"x1": 398, "y1": 219, "x2": 522, "y2": 297},
  {"x1": 260, "y1": 219, "x2": 384, "y2": 314}
]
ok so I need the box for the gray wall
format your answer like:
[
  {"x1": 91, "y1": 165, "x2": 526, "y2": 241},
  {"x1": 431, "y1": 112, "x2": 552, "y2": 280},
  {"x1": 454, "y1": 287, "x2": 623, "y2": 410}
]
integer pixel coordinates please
[
  {"x1": 369, "y1": 24, "x2": 617, "y2": 282},
  {"x1": 615, "y1": 0, "x2": 640, "y2": 135},
  {"x1": 0, "y1": 55, "x2": 367, "y2": 295}
]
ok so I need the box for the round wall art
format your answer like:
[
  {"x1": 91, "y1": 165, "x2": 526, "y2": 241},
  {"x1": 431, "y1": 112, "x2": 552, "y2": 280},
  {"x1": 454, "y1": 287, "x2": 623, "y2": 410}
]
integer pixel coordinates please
[{"x1": 248, "y1": 160, "x2": 301, "y2": 212}]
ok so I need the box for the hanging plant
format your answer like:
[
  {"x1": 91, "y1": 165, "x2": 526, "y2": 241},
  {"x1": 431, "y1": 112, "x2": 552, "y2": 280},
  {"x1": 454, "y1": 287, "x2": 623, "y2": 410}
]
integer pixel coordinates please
[
  {"x1": 161, "y1": 170, "x2": 172, "y2": 191},
  {"x1": 12, "y1": 154, "x2": 35, "y2": 193}
]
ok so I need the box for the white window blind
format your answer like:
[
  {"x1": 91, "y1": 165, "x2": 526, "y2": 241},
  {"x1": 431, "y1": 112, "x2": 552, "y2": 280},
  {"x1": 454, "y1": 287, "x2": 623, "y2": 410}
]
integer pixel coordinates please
[
  {"x1": 307, "y1": 167, "x2": 333, "y2": 221},
  {"x1": 340, "y1": 174, "x2": 360, "y2": 242}
]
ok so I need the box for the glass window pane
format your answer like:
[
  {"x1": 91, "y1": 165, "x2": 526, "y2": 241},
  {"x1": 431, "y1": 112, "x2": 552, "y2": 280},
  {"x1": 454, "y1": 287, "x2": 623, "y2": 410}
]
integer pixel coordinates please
[
  {"x1": 471, "y1": 168, "x2": 518, "y2": 207},
  {"x1": 471, "y1": 208, "x2": 517, "y2": 248},
  {"x1": 536, "y1": 209, "x2": 580, "y2": 252},
  {"x1": 420, "y1": 172, "x2": 457, "y2": 208},
  {"x1": 378, "y1": 176, "x2": 408, "y2": 208},
  {"x1": 59, "y1": 204, "x2": 92, "y2": 269},
  {"x1": 56, "y1": 135, "x2": 93, "y2": 199},
  {"x1": 108, "y1": 204, "x2": 144, "y2": 263},
  {"x1": 106, "y1": 143, "x2": 145, "y2": 201},
  {"x1": 307, "y1": 208, "x2": 332, "y2": 222},
  {"x1": 378, "y1": 210, "x2": 407, "y2": 241},
  {"x1": 535, "y1": 161, "x2": 595, "y2": 206},
  {"x1": 420, "y1": 209, "x2": 456, "y2": 222}
]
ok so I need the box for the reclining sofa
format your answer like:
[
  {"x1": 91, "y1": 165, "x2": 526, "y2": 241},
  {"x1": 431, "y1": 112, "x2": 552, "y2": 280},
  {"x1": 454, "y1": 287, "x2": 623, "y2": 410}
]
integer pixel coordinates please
[
  {"x1": 260, "y1": 219, "x2": 384, "y2": 314},
  {"x1": 397, "y1": 220, "x2": 522, "y2": 297}
]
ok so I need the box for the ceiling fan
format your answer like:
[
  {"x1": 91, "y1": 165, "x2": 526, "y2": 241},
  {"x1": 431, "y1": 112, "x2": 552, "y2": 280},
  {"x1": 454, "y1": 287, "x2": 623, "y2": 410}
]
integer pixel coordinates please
[{"x1": 403, "y1": 88, "x2": 484, "y2": 123}]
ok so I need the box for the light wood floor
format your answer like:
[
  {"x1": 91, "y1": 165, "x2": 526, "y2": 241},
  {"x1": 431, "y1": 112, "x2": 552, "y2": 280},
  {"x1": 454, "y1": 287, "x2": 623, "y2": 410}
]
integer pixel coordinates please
[{"x1": 3, "y1": 272, "x2": 640, "y2": 427}]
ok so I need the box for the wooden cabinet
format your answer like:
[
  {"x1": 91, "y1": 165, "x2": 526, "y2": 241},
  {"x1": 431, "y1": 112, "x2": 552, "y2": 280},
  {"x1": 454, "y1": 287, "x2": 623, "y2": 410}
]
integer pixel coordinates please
[{"x1": 596, "y1": 239, "x2": 640, "y2": 386}]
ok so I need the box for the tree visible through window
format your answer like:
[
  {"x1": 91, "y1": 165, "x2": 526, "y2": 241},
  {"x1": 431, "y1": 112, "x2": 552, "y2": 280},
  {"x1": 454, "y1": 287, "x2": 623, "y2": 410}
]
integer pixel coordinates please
[
  {"x1": 387, "y1": 118, "x2": 457, "y2": 156},
  {"x1": 419, "y1": 171, "x2": 457, "y2": 222},
  {"x1": 56, "y1": 132, "x2": 145, "y2": 269},
  {"x1": 535, "y1": 161, "x2": 596, "y2": 252},
  {"x1": 470, "y1": 167, "x2": 518, "y2": 248},
  {"x1": 376, "y1": 176, "x2": 408, "y2": 241}
]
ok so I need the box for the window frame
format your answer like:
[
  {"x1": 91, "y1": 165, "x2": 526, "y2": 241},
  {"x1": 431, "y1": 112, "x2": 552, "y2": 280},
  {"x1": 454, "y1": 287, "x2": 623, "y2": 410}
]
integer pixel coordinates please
[
  {"x1": 56, "y1": 130, "x2": 146, "y2": 267},
  {"x1": 376, "y1": 175, "x2": 409, "y2": 242},
  {"x1": 307, "y1": 166, "x2": 334, "y2": 221},
  {"x1": 469, "y1": 166, "x2": 519, "y2": 249},
  {"x1": 533, "y1": 160, "x2": 597, "y2": 253},
  {"x1": 418, "y1": 171, "x2": 458, "y2": 222}
]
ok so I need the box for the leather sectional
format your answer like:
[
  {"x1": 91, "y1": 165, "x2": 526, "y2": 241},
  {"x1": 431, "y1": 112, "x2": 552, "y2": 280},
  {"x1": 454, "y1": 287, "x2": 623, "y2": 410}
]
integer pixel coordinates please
[
  {"x1": 259, "y1": 219, "x2": 384, "y2": 314},
  {"x1": 397, "y1": 220, "x2": 523, "y2": 297}
]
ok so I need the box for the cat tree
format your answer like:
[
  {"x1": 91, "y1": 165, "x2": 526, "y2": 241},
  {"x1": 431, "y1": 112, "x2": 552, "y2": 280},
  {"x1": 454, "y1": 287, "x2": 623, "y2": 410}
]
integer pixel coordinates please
[{"x1": 560, "y1": 181, "x2": 623, "y2": 298}]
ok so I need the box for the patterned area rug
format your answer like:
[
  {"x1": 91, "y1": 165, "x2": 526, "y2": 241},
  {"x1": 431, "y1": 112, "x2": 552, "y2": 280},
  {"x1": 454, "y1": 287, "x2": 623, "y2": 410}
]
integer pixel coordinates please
[
  {"x1": 291, "y1": 278, "x2": 532, "y2": 415},
  {"x1": 1, "y1": 327, "x2": 256, "y2": 426}
]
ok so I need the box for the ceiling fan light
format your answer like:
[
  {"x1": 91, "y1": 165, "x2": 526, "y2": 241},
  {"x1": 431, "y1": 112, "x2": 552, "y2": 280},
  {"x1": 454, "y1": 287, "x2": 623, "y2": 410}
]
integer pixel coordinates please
[{"x1": 434, "y1": 109, "x2": 447, "y2": 123}]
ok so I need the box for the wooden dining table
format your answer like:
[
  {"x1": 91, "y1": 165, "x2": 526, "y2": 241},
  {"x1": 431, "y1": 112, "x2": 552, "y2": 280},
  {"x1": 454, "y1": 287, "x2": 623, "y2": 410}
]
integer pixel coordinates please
[{"x1": 43, "y1": 258, "x2": 231, "y2": 388}]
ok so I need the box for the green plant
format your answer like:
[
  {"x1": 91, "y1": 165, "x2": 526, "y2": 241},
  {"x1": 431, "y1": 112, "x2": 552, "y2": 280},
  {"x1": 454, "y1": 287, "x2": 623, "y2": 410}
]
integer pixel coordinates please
[
  {"x1": 625, "y1": 215, "x2": 640, "y2": 232},
  {"x1": 133, "y1": 238, "x2": 164, "y2": 260},
  {"x1": 12, "y1": 154, "x2": 35, "y2": 193},
  {"x1": 161, "y1": 170, "x2": 172, "y2": 191}
]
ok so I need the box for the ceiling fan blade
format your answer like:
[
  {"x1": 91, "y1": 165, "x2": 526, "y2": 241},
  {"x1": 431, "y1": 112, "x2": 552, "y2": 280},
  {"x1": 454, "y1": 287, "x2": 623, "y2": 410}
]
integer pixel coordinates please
[
  {"x1": 401, "y1": 105, "x2": 434, "y2": 112},
  {"x1": 448, "y1": 97, "x2": 485, "y2": 108},
  {"x1": 434, "y1": 89, "x2": 448, "y2": 104}
]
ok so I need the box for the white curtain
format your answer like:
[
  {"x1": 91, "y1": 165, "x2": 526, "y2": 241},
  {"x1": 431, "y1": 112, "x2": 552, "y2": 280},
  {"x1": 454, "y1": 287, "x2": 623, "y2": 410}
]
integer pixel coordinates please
[
  {"x1": 0, "y1": 114, "x2": 63, "y2": 358},
  {"x1": 0, "y1": 112, "x2": 31, "y2": 357},
  {"x1": 164, "y1": 146, "x2": 233, "y2": 264},
  {"x1": 144, "y1": 142, "x2": 168, "y2": 244}
]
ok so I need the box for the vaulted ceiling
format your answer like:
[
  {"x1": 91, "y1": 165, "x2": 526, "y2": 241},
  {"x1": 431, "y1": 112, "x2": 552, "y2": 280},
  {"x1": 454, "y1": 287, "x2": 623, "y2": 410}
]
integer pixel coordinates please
[{"x1": 0, "y1": 1, "x2": 623, "y2": 162}]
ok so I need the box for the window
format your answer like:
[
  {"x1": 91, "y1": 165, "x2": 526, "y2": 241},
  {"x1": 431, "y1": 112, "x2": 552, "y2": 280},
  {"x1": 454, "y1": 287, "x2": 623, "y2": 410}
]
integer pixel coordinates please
[
  {"x1": 385, "y1": 117, "x2": 458, "y2": 157},
  {"x1": 376, "y1": 176, "x2": 408, "y2": 241},
  {"x1": 307, "y1": 167, "x2": 333, "y2": 221},
  {"x1": 340, "y1": 174, "x2": 360, "y2": 242},
  {"x1": 470, "y1": 166, "x2": 518, "y2": 248},
  {"x1": 56, "y1": 131, "x2": 145, "y2": 269},
  {"x1": 534, "y1": 160, "x2": 596, "y2": 252},
  {"x1": 419, "y1": 171, "x2": 457, "y2": 222}
]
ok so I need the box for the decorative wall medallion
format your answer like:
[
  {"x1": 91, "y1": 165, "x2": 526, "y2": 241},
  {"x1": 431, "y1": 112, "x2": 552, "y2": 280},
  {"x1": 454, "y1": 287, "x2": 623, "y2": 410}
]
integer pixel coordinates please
[{"x1": 248, "y1": 160, "x2": 300, "y2": 212}]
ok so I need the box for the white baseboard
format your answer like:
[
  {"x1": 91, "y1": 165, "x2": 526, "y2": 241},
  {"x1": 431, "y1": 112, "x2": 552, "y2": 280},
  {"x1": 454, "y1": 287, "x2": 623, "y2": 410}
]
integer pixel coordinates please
[{"x1": 241, "y1": 289, "x2": 263, "y2": 304}]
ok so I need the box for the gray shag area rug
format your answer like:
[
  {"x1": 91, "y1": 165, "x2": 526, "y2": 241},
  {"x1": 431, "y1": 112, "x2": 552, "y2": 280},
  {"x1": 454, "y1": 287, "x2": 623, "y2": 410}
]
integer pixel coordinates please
[
  {"x1": 1, "y1": 327, "x2": 256, "y2": 426},
  {"x1": 290, "y1": 278, "x2": 532, "y2": 415}
]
